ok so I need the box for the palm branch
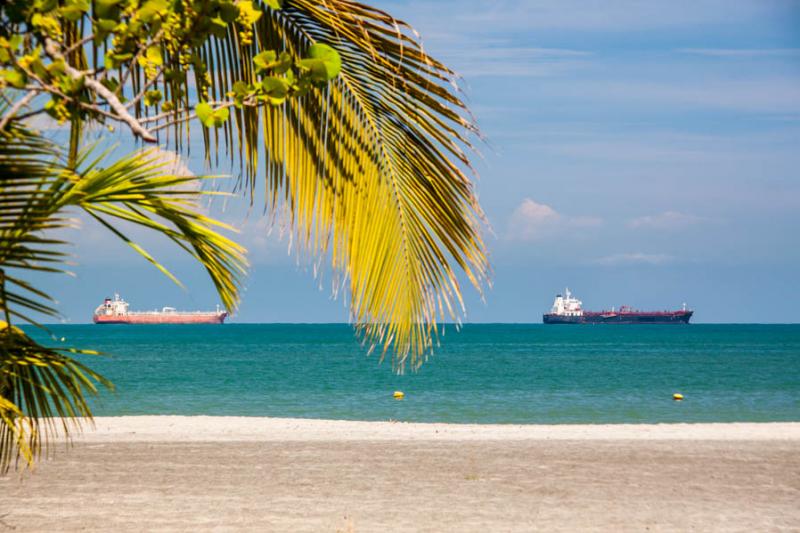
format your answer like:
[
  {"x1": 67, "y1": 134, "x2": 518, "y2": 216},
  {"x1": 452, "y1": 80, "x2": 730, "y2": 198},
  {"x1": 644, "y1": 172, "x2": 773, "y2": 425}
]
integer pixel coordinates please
[
  {"x1": 183, "y1": 1, "x2": 489, "y2": 368},
  {"x1": 0, "y1": 321, "x2": 110, "y2": 473},
  {"x1": 0, "y1": 122, "x2": 247, "y2": 471}
]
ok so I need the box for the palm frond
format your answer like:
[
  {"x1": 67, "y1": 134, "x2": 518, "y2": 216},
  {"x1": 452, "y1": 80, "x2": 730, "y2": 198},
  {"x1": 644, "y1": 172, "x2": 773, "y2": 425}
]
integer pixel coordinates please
[
  {"x1": 0, "y1": 124, "x2": 247, "y2": 469},
  {"x1": 0, "y1": 125, "x2": 70, "y2": 325},
  {"x1": 68, "y1": 147, "x2": 248, "y2": 312},
  {"x1": 0, "y1": 320, "x2": 111, "y2": 473},
  {"x1": 192, "y1": 1, "x2": 489, "y2": 369},
  {"x1": 0, "y1": 393, "x2": 33, "y2": 473},
  {"x1": 1, "y1": 124, "x2": 248, "y2": 321}
]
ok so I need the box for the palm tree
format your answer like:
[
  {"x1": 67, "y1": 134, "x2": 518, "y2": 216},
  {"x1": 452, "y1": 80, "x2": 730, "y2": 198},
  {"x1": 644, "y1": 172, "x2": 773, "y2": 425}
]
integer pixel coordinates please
[{"x1": 0, "y1": 0, "x2": 488, "y2": 470}]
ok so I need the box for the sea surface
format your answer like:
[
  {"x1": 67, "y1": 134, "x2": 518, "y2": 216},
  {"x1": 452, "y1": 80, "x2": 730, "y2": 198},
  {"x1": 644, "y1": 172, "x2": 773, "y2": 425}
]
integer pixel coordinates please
[{"x1": 26, "y1": 324, "x2": 800, "y2": 424}]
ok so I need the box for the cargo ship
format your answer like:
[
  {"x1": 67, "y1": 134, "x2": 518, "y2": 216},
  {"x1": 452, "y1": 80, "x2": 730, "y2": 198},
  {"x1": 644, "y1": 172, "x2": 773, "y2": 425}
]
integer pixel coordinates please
[
  {"x1": 93, "y1": 294, "x2": 227, "y2": 324},
  {"x1": 543, "y1": 288, "x2": 692, "y2": 324}
]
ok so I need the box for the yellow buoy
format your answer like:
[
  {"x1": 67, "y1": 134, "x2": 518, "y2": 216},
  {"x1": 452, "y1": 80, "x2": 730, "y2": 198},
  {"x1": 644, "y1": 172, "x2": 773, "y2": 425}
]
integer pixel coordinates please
[
  {"x1": 673, "y1": 393, "x2": 684, "y2": 401},
  {"x1": 393, "y1": 391, "x2": 405, "y2": 400}
]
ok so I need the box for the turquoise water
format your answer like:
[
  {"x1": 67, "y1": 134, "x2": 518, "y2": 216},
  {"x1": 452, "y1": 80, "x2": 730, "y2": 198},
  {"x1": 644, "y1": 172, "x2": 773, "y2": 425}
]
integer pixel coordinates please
[{"x1": 26, "y1": 324, "x2": 800, "y2": 423}]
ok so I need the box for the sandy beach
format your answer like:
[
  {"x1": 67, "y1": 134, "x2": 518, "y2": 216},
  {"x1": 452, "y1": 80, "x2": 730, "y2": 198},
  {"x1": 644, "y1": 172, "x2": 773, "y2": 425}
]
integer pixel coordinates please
[{"x1": 2, "y1": 418, "x2": 799, "y2": 532}]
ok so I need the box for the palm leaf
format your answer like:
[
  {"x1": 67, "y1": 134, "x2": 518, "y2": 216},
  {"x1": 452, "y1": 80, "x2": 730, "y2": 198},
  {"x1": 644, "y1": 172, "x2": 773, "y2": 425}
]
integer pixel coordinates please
[
  {"x1": 0, "y1": 124, "x2": 246, "y2": 470},
  {"x1": 0, "y1": 320, "x2": 111, "y2": 473},
  {"x1": 67, "y1": 147, "x2": 248, "y2": 312},
  {"x1": 1, "y1": 124, "x2": 248, "y2": 322},
  {"x1": 170, "y1": 1, "x2": 489, "y2": 369},
  {"x1": 0, "y1": 125, "x2": 70, "y2": 325}
]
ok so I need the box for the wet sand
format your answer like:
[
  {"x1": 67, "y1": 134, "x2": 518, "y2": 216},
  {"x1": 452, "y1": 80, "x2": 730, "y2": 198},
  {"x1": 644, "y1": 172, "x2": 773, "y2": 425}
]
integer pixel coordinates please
[{"x1": 2, "y1": 418, "x2": 799, "y2": 532}]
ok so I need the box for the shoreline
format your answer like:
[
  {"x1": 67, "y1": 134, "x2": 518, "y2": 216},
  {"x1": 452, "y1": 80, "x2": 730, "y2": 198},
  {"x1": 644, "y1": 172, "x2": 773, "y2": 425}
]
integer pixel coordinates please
[{"x1": 72, "y1": 416, "x2": 800, "y2": 442}]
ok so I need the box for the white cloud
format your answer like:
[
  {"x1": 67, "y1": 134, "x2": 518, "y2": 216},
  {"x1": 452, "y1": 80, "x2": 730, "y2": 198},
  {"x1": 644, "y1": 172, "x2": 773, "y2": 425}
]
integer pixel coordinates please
[
  {"x1": 506, "y1": 198, "x2": 602, "y2": 241},
  {"x1": 594, "y1": 252, "x2": 673, "y2": 265},
  {"x1": 504, "y1": 127, "x2": 800, "y2": 169},
  {"x1": 145, "y1": 148, "x2": 194, "y2": 177},
  {"x1": 141, "y1": 148, "x2": 212, "y2": 213},
  {"x1": 437, "y1": 45, "x2": 592, "y2": 78},
  {"x1": 507, "y1": 199, "x2": 560, "y2": 240},
  {"x1": 570, "y1": 216, "x2": 605, "y2": 228},
  {"x1": 395, "y1": 0, "x2": 783, "y2": 33},
  {"x1": 629, "y1": 211, "x2": 705, "y2": 230},
  {"x1": 383, "y1": 5, "x2": 601, "y2": 80},
  {"x1": 680, "y1": 48, "x2": 800, "y2": 58},
  {"x1": 544, "y1": 78, "x2": 800, "y2": 114}
]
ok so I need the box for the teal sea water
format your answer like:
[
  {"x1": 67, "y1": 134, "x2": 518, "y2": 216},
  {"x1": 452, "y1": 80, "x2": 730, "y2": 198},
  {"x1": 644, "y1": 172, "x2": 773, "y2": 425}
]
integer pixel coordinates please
[{"x1": 28, "y1": 324, "x2": 800, "y2": 424}]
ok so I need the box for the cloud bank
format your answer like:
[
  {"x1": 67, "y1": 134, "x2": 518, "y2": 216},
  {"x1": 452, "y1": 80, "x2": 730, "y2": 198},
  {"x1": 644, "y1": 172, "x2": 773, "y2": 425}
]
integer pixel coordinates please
[
  {"x1": 507, "y1": 198, "x2": 602, "y2": 241},
  {"x1": 629, "y1": 211, "x2": 705, "y2": 230},
  {"x1": 594, "y1": 253, "x2": 674, "y2": 266}
]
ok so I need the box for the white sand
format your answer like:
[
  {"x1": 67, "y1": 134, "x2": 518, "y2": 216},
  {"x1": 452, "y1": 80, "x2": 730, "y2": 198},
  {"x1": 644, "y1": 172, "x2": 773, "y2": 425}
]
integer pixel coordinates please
[
  {"x1": 77, "y1": 416, "x2": 800, "y2": 442},
  {"x1": 3, "y1": 418, "x2": 799, "y2": 532}
]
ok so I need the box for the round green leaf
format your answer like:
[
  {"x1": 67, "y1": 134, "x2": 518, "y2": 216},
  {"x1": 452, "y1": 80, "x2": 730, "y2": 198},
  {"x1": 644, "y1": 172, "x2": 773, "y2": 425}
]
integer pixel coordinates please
[
  {"x1": 195, "y1": 102, "x2": 213, "y2": 125},
  {"x1": 306, "y1": 43, "x2": 341, "y2": 80}
]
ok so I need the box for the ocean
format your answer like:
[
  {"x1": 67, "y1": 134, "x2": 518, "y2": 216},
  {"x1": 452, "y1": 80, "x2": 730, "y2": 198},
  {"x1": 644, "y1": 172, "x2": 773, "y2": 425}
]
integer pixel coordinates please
[{"x1": 27, "y1": 324, "x2": 800, "y2": 424}]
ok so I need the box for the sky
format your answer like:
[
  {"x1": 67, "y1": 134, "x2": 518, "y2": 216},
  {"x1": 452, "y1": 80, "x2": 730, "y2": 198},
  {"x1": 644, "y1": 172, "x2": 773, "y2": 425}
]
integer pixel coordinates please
[{"x1": 29, "y1": 0, "x2": 800, "y2": 323}]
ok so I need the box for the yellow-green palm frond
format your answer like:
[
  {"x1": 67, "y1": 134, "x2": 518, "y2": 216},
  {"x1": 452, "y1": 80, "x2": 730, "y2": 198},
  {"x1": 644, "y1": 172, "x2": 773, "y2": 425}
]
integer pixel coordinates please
[
  {"x1": 0, "y1": 124, "x2": 71, "y2": 325},
  {"x1": 68, "y1": 147, "x2": 248, "y2": 312},
  {"x1": 0, "y1": 123, "x2": 246, "y2": 470},
  {"x1": 1, "y1": 125, "x2": 109, "y2": 472},
  {"x1": 0, "y1": 320, "x2": 111, "y2": 473},
  {"x1": 0, "y1": 393, "x2": 31, "y2": 472},
  {"x1": 1, "y1": 123, "x2": 247, "y2": 321},
  {"x1": 198, "y1": 1, "x2": 489, "y2": 370}
]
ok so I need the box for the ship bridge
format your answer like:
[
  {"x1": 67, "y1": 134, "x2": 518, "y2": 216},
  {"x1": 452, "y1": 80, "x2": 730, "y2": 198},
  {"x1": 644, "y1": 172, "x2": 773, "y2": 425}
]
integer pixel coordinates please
[{"x1": 550, "y1": 288, "x2": 584, "y2": 317}]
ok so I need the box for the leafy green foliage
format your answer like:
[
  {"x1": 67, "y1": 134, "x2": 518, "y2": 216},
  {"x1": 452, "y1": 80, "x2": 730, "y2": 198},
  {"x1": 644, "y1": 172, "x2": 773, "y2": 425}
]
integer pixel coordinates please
[
  {"x1": 0, "y1": 122, "x2": 247, "y2": 470},
  {"x1": 144, "y1": 89, "x2": 163, "y2": 106},
  {"x1": 298, "y1": 44, "x2": 342, "y2": 82},
  {"x1": 196, "y1": 101, "x2": 229, "y2": 127},
  {"x1": 0, "y1": 0, "x2": 341, "y2": 131},
  {"x1": 1, "y1": 320, "x2": 111, "y2": 474}
]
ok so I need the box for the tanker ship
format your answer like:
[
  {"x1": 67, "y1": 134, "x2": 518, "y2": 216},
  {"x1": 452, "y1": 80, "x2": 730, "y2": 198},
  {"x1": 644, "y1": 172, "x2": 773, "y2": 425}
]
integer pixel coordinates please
[
  {"x1": 543, "y1": 288, "x2": 692, "y2": 324},
  {"x1": 93, "y1": 294, "x2": 227, "y2": 324}
]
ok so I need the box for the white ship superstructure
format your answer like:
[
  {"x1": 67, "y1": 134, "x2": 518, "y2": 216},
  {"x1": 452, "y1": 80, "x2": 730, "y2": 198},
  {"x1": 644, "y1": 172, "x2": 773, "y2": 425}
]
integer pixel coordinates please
[
  {"x1": 549, "y1": 288, "x2": 584, "y2": 317},
  {"x1": 94, "y1": 293, "x2": 130, "y2": 318}
]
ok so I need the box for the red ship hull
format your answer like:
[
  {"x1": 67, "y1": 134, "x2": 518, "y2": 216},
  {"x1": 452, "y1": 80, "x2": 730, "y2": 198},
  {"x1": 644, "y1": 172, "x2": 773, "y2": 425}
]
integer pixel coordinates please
[{"x1": 93, "y1": 312, "x2": 227, "y2": 324}]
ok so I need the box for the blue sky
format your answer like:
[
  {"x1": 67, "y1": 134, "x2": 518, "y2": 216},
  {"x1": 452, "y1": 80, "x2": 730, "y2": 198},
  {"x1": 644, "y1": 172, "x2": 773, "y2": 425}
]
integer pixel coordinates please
[{"x1": 33, "y1": 0, "x2": 800, "y2": 323}]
